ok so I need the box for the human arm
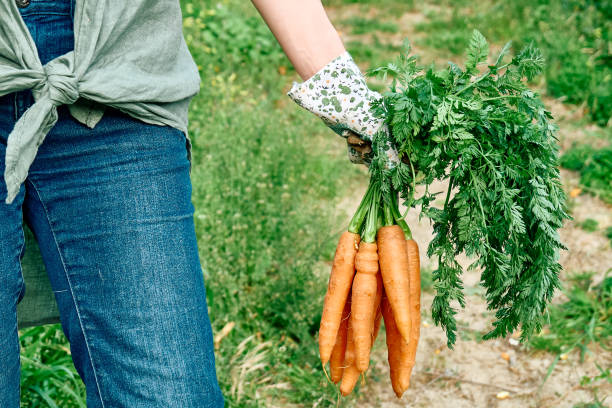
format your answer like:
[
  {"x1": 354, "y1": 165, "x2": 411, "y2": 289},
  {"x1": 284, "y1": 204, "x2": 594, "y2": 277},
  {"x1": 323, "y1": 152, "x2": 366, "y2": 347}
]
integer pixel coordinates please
[
  {"x1": 251, "y1": 0, "x2": 395, "y2": 165},
  {"x1": 250, "y1": 0, "x2": 345, "y2": 80}
]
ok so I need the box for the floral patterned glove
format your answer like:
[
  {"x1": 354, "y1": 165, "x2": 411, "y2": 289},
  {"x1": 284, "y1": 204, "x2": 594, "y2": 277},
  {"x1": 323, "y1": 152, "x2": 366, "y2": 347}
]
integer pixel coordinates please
[{"x1": 287, "y1": 51, "x2": 398, "y2": 167}]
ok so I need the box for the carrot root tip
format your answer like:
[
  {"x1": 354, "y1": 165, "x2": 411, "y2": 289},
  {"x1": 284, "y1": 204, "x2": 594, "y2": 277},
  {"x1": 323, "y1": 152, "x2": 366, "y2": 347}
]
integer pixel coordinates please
[{"x1": 322, "y1": 362, "x2": 333, "y2": 385}]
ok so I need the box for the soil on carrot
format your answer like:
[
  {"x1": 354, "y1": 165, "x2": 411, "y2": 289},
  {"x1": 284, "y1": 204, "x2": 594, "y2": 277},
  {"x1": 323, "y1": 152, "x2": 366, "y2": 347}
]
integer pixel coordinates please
[{"x1": 327, "y1": 5, "x2": 612, "y2": 408}]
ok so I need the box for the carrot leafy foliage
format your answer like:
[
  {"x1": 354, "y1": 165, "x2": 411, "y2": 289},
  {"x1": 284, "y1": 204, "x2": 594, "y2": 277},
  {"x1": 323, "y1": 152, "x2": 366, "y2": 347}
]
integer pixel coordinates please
[{"x1": 366, "y1": 30, "x2": 570, "y2": 348}]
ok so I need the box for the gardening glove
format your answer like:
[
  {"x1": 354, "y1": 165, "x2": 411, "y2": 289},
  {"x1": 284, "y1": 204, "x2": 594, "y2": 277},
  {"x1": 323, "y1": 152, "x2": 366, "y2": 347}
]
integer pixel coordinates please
[{"x1": 287, "y1": 51, "x2": 399, "y2": 168}]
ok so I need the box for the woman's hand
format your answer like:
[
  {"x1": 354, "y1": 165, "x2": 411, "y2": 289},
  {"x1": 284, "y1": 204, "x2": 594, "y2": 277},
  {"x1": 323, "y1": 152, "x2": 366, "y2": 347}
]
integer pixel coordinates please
[
  {"x1": 346, "y1": 132, "x2": 373, "y2": 165},
  {"x1": 287, "y1": 51, "x2": 398, "y2": 166}
]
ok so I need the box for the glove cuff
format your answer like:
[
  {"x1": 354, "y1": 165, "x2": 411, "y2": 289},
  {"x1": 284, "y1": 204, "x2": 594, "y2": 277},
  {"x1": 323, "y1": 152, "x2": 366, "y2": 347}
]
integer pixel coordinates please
[{"x1": 286, "y1": 51, "x2": 384, "y2": 141}]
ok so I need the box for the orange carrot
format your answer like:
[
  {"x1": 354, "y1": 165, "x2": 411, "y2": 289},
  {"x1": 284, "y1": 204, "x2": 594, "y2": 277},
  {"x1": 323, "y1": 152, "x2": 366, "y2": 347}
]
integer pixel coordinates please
[
  {"x1": 339, "y1": 317, "x2": 360, "y2": 396},
  {"x1": 319, "y1": 231, "x2": 360, "y2": 365},
  {"x1": 339, "y1": 362, "x2": 361, "y2": 397},
  {"x1": 340, "y1": 272, "x2": 383, "y2": 395},
  {"x1": 351, "y1": 241, "x2": 380, "y2": 372},
  {"x1": 370, "y1": 272, "x2": 383, "y2": 347},
  {"x1": 377, "y1": 225, "x2": 412, "y2": 343},
  {"x1": 329, "y1": 297, "x2": 351, "y2": 384},
  {"x1": 371, "y1": 307, "x2": 382, "y2": 346},
  {"x1": 400, "y1": 238, "x2": 421, "y2": 389},
  {"x1": 381, "y1": 295, "x2": 404, "y2": 398}
]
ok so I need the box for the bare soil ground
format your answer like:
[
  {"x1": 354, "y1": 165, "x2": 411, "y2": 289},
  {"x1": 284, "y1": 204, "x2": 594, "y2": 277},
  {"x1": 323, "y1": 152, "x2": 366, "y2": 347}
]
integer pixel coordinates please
[{"x1": 328, "y1": 5, "x2": 612, "y2": 407}]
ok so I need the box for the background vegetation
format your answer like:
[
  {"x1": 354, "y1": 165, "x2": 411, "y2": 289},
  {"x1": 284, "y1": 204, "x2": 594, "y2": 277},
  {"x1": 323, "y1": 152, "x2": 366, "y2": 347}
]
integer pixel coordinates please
[{"x1": 18, "y1": 0, "x2": 610, "y2": 406}]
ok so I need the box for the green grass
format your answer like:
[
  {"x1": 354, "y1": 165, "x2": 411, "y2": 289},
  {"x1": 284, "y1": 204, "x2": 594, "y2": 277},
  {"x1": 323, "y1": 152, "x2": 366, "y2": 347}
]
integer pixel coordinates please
[
  {"x1": 574, "y1": 396, "x2": 610, "y2": 408},
  {"x1": 323, "y1": 0, "x2": 414, "y2": 18},
  {"x1": 579, "y1": 219, "x2": 600, "y2": 233},
  {"x1": 420, "y1": 267, "x2": 433, "y2": 293},
  {"x1": 530, "y1": 272, "x2": 612, "y2": 356},
  {"x1": 19, "y1": 325, "x2": 85, "y2": 407},
  {"x1": 344, "y1": 37, "x2": 403, "y2": 78},
  {"x1": 414, "y1": 0, "x2": 611, "y2": 126},
  {"x1": 527, "y1": 272, "x2": 612, "y2": 401},
  {"x1": 341, "y1": 17, "x2": 399, "y2": 35},
  {"x1": 560, "y1": 144, "x2": 612, "y2": 205}
]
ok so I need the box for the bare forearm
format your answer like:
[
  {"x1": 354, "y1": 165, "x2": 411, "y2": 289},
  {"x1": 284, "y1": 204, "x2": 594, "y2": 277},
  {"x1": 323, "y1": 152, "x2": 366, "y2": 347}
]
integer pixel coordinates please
[{"x1": 251, "y1": 0, "x2": 346, "y2": 80}]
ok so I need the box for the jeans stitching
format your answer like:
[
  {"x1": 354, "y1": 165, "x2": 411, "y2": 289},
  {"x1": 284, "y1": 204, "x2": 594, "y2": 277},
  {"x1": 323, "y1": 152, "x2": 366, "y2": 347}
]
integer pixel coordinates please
[
  {"x1": 26, "y1": 179, "x2": 106, "y2": 408},
  {"x1": 17, "y1": 223, "x2": 26, "y2": 303}
]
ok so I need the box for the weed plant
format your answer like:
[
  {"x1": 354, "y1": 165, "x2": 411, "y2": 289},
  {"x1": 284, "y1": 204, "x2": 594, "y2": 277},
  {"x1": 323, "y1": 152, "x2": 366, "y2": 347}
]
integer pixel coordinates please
[
  {"x1": 561, "y1": 144, "x2": 612, "y2": 204},
  {"x1": 529, "y1": 273, "x2": 611, "y2": 396},
  {"x1": 530, "y1": 273, "x2": 611, "y2": 356},
  {"x1": 19, "y1": 325, "x2": 86, "y2": 407}
]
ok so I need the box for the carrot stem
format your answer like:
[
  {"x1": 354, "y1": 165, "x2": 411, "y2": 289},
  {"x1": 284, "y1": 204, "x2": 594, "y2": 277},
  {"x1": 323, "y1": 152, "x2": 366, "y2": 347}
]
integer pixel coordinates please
[
  {"x1": 348, "y1": 180, "x2": 375, "y2": 234},
  {"x1": 362, "y1": 183, "x2": 380, "y2": 243},
  {"x1": 390, "y1": 191, "x2": 412, "y2": 239},
  {"x1": 383, "y1": 198, "x2": 394, "y2": 226}
]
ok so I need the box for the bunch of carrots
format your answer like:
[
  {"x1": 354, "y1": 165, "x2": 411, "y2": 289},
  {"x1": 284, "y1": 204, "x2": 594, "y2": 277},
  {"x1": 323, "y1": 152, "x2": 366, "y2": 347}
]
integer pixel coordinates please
[
  {"x1": 320, "y1": 178, "x2": 421, "y2": 398},
  {"x1": 316, "y1": 31, "x2": 569, "y2": 399}
]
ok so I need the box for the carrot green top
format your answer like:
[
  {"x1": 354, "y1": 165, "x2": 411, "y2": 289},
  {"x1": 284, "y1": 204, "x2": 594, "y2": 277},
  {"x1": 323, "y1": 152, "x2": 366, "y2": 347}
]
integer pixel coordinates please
[{"x1": 0, "y1": 0, "x2": 201, "y2": 204}]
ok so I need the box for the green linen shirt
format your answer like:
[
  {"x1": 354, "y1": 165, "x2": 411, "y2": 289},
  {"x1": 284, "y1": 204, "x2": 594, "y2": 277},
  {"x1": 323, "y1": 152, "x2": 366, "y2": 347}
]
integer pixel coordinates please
[{"x1": 1, "y1": 0, "x2": 201, "y2": 328}]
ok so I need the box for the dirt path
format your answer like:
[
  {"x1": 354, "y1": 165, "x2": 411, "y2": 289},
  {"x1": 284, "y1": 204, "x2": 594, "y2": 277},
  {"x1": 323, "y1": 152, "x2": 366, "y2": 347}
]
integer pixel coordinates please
[{"x1": 327, "y1": 5, "x2": 612, "y2": 407}]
